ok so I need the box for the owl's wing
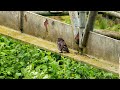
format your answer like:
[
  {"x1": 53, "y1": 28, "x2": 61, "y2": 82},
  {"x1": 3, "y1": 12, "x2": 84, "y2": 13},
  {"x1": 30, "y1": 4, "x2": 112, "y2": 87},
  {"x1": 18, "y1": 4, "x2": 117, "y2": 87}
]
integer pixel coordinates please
[
  {"x1": 57, "y1": 42, "x2": 62, "y2": 51},
  {"x1": 63, "y1": 45, "x2": 69, "y2": 53}
]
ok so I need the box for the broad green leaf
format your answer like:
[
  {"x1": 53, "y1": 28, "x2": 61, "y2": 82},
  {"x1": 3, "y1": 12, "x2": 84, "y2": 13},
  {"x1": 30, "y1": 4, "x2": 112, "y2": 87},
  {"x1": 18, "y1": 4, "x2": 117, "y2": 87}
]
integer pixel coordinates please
[
  {"x1": 43, "y1": 74, "x2": 49, "y2": 79},
  {"x1": 0, "y1": 76, "x2": 5, "y2": 79},
  {"x1": 15, "y1": 73, "x2": 22, "y2": 76}
]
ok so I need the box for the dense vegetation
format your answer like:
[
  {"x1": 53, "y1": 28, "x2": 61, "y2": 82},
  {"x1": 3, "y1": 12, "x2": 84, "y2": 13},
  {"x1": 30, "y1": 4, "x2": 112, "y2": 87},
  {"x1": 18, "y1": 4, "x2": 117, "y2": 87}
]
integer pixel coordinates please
[
  {"x1": 95, "y1": 14, "x2": 120, "y2": 32},
  {"x1": 0, "y1": 34, "x2": 119, "y2": 79},
  {"x1": 48, "y1": 14, "x2": 120, "y2": 32}
]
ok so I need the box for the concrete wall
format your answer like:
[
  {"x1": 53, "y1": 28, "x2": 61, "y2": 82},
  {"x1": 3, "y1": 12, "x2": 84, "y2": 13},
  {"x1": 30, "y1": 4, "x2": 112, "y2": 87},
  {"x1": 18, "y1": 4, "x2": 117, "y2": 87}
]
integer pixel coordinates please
[
  {"x1": 86, "y1": 31, "x2": 120, "y2": 64},
  {"x1": 0, "y1": 11, "x2": 20, "y2": 31},
  {"x1": 23, "y1": 11, "x2": 78, "y2": 50},
  {"x1": 0, "y1": 11, "x2": 119, "y2": 64}
]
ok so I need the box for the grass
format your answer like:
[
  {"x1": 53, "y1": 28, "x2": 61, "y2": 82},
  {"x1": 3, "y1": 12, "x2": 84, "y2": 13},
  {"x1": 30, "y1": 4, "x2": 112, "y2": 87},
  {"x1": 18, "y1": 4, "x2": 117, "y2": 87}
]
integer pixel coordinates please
[
  {"x1": 94, "y1": 14, "x2": 120, "y2": 32},
  {"x1": 94, "y1": 14, "x2": 108, "y2": 29},
  {"x1": 48, "y1": 14, "x2": 120, "y2": 32},
  {"x1": 48, "y1": 16, "x2": 71, "y2": 24}
]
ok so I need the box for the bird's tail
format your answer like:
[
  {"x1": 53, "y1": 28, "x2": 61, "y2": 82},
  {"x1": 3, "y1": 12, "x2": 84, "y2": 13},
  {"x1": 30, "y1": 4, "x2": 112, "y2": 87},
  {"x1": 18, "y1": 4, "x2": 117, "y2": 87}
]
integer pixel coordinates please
[{"x1": 63, "y1": 45, "x2": 70, "y2": 53}]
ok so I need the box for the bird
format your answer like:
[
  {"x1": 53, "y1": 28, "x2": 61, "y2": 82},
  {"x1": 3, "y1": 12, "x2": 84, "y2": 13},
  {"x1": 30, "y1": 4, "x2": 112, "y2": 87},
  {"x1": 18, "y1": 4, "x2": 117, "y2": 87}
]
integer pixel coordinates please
[{"x1": 57, "y1": 38, "x2": 69, "y2": 53}]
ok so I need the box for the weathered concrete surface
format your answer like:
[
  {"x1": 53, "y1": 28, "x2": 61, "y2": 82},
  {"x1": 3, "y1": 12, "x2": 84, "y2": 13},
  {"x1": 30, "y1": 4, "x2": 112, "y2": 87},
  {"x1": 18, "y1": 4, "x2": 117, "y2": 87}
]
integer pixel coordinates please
[
  {"x1": 23, "y1": 11, "x2": 78, "y2": 50},
  {"x1": 0, "y1": 25, "x2": 118, "y2": 74},
  {"x1": 0, "y1": 11, "x2": 20, "y2": 31},
  {"x1": 86, "y1": 31, "x2": 120, "y2": 64}
]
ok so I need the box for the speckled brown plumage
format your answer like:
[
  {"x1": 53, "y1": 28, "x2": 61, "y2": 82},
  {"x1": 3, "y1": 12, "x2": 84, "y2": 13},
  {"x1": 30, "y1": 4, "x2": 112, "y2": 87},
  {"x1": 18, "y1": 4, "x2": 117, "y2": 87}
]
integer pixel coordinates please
[{"x1": 57, "y1": 38, "x2": 69, "y2": 53}]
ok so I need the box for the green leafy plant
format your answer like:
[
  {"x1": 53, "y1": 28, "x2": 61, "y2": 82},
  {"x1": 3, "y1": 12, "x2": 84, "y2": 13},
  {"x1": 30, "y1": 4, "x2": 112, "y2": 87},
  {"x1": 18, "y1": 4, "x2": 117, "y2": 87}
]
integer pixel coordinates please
[{"x1": 0, "y1": 34, "x2": 119, "y2": 79}]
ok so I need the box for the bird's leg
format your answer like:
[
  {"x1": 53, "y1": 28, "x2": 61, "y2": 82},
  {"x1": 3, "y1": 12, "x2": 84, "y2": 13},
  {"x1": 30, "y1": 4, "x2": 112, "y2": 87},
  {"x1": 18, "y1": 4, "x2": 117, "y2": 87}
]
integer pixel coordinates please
[{"x1": 59, "y1": 48, "x2": 63, "y2": 53}]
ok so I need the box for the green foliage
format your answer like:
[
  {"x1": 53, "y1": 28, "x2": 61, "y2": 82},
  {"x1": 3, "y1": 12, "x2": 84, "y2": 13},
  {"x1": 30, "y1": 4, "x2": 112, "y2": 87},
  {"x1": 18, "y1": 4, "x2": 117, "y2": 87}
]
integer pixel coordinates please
[
  {"x1": 48, "y1": 16, "x2": 71, "y2": 24},
  {"x1": 95, "y1": 14, "x2": 120, "y2": 32},
  {"x1": 0, "y1": 35, "x2": 119, "y2": 79},
  {"x1": 60, "y1": 16, "x2": 71, "y2": 24},
  {"x1": 95, "y1": 15, "x2": 108, "y2": 29},
  {"x1": 48, "y1": 14, "x2": 120, "y2": 32},
  {"x1": 107, "y1": 24, "x2": 120, "y2": 32}
]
